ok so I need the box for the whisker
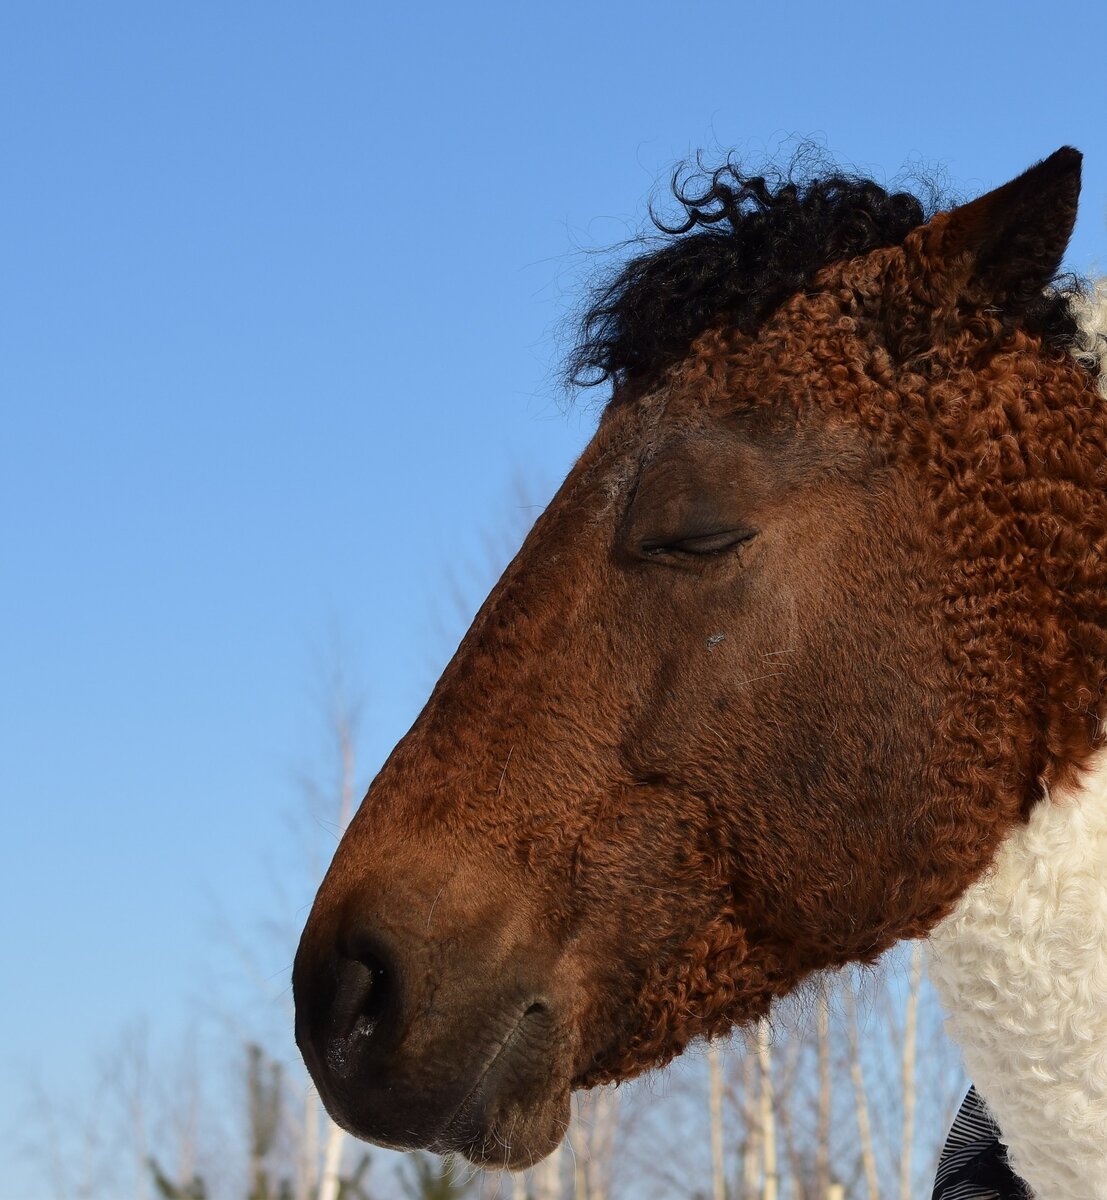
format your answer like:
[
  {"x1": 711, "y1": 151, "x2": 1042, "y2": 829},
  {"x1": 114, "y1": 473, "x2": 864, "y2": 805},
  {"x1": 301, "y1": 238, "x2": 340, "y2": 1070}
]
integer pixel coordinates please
[{"x1": 496, "y1": 745, "x2": 516, "y2": 795}]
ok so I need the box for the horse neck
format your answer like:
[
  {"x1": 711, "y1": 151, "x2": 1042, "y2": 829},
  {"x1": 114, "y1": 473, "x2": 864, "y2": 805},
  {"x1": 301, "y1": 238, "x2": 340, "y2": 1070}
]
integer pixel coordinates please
[{"x1": 927, "y1": 748, "x2": 1107, "y2": 1200}]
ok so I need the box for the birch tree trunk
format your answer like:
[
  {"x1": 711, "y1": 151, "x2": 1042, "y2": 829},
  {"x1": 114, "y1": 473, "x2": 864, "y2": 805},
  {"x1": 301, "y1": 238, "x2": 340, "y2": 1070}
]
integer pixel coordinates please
[
  {"x1": 316, "y1": 1118, "x2": 345, "y2": 1200},
  {"x1": 567, "y1": 1088, "x2": 619, "y2": 1200},
  {"x1": 816, "y1": 987, "x2": 831, "y2": 1200},
  {"x1": 899, "y1": 944, "x2": 922, "y2": 1200},
  {"x1": 532, "y1": 1142, "x2": 561, "y2": 1200},
  {"x1": 297, "y1": 1089, "x2": 318, "y2": 1200},
  {"x1": 708, "y1": 1041, "x2": 727, "y2": 1200},
  {"x1": 741, "y1": 1046, "x2": 761, "y2": 1200},
  {"x1": 757, "y1": 1023, "x2": 777, "y2": 1200},
  {"x1": 845, "y1": 986, "x2": 879, "y2": 1200}
]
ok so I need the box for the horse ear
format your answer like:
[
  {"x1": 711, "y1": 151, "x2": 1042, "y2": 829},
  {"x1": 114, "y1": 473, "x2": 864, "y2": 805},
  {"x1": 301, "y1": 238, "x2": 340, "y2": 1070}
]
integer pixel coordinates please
[{"x1": 910, "y1": 146, "x2": 1081, "y2": 318}]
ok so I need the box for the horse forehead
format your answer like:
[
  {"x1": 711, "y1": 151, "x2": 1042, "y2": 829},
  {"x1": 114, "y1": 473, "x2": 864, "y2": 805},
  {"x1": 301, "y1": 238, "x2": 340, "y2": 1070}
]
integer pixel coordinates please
[
  {"x1": 585, "y1": 350, "x2": 816, "y2": 512},
  {"x1": 588, "y1": 383, "x2": 682, "y2": 503},
  {"x1": 580, "y1": 258, "x2": 897, "y2": 505}
]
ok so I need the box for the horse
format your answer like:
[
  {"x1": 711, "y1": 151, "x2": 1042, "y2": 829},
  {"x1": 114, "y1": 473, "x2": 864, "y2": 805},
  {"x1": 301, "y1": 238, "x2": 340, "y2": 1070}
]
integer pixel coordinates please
[{"x1": 293, "y1": 147, "x2": 1107, "y2": 1199}]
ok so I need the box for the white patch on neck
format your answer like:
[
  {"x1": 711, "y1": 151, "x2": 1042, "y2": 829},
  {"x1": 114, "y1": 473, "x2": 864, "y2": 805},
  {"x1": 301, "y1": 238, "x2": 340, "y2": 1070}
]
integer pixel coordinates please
[
  {"x1": 927, "y1": 752, "x2": 1107, "y2": 1198},
  {"x1": 1067, "y1": 278, "x2": 1107, "y2": 399}
]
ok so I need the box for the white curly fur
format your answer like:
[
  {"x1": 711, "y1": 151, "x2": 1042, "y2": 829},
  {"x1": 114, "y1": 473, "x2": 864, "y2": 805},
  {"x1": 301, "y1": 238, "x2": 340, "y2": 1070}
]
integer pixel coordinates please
[
  {"x1": 926, "y1": 280, "x2": 1107, "y2": 1200},
  {"x1": 927, "y1": 753, "x2": 1107, "y2": 1198},
  {"x1": 1066, "y1": 278, "x2": 1107, "y2": 399}
]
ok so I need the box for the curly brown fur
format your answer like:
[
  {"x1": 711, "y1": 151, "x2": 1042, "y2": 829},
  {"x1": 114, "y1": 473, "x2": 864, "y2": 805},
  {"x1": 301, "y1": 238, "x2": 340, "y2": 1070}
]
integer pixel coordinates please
[
  {"x1": 295, "y1": 147, "x2": 1107, "y2": 1166},
  {"x1": 585, "y1": 233, "x2": 1107, "y2": 1083}
]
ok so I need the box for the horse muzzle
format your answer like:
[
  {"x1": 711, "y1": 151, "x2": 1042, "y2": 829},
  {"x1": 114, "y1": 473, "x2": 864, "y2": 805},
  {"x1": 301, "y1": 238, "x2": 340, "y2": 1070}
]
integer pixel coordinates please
[{"x1": 292, "y1": 886, "x2": 574, "y2": 1167}]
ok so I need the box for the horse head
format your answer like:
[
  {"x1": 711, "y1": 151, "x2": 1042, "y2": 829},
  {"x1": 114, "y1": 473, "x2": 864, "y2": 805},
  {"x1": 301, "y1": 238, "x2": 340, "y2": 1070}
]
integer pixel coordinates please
[{"x1": 293, "y1": 147, "x2": 1107, "y2": 1172}]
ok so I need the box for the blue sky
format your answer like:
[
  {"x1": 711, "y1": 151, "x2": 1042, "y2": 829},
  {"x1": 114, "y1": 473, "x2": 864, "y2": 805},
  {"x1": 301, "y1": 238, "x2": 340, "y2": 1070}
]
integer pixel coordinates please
[{"x1": 3, "y1": 1, "x2": 1107, "y2": 1195}]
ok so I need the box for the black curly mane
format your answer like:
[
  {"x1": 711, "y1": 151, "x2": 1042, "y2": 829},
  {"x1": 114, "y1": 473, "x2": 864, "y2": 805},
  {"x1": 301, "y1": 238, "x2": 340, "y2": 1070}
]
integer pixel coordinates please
[{"x1": 569, "y1": 158, "x2": 1080, "y2": 392}]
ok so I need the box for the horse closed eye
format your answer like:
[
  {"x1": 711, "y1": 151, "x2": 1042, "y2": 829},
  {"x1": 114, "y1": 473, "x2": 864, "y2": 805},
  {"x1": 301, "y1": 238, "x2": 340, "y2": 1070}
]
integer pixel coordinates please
[{"x1": 641, "y1": 529, "x2": 757, "y2": 558}]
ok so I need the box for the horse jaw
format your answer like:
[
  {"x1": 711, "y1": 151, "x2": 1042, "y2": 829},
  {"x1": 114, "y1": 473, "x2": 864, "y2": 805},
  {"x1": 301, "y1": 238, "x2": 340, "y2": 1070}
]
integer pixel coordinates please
[{"x1": 927, "y1": 745, "x2": 1107, "y2": 1200}]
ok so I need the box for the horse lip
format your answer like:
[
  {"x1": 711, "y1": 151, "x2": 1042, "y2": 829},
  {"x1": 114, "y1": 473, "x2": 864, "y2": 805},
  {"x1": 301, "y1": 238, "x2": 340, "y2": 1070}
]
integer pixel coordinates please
[{"x1": 432, "y1": 1002, "x2": 546, "y2": 1151}]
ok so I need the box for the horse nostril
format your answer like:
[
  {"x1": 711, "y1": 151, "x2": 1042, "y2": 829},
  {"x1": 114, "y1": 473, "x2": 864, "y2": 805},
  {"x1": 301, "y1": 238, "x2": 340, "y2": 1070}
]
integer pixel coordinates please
[
  {"x1": 352, "y1": 953, "x2": 389, "y2": 1036},
  {"x1": 331, "y1": 949, "x2": 391, "y2": 1045}
]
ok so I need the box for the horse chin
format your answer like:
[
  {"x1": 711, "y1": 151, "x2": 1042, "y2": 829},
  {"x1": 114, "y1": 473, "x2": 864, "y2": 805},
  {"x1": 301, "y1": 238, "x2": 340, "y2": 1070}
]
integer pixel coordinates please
[
  {"x1": 437, "y1": 1085, "x2": 571, "y2": 1170},
  {"x1": 427, "y1": 1006, "x2": 576, "y2": 1170},
  {"x1": 379, "y1": 1031, "x2": 572, "y2": 1168},
  {"x1": 315, "y1": 1037, "x2": 572, "y2": 1171}
]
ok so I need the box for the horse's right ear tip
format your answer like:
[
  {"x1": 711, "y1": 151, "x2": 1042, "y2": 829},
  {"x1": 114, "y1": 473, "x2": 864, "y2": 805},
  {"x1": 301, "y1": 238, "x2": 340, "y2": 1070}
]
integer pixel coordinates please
[
  {"x1": 1046, "y1": 145, "x2": 1082, "y2": 175},
  {"x1": 1015, "y1": 147, "x2": 1082, "y2": 204}
]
